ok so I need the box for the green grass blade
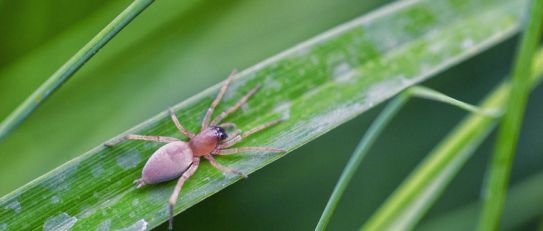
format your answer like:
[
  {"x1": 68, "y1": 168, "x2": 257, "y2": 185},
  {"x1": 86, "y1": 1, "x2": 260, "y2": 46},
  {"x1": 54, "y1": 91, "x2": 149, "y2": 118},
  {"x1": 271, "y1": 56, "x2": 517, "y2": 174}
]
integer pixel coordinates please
[
  {"x1": 0, "y1": 0, "x2": 527, "y2": 229},
  {"x1": 360, "y1": 48, "x2": 543, "y2": 231},
  {"x1": 0, "y1": 0, "x2": 155, "y2": 141},
  {"x1": 477, "y1": 0, "x2": 543, "y2": 229},
  {"x1": 408, "y1": 86, "x2": 499, "y2": 117},
  {"x1": 316, "y1": 93, "x2": 409, "y2": 231}
]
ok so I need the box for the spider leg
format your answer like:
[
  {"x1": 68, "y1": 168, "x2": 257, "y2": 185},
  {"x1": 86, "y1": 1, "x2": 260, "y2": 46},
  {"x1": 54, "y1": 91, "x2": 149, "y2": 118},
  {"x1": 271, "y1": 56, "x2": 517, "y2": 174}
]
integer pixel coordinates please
[
  {"x1": 219, "y1": 122, "x2": 237, "y2": 130},
  {"x1": 241, "y1": 118, "x2": 283, "y2": 138},
  {"x1": 204, "y1": 155, "x2": 247, "y2": 178},
  {"x1": 214, "y1": 146, "x2": 285, "y2": 155},
  {"x1": 105, "y1": 135, "x2": 179, "y2": 147},
  {"x1": 218, "y1": 118, "x2": 283, "y2": 149},
  {"x1": 210, "y1": 85, "x2": 260, "y2": 126},
  {"x1": 168, "y1": 157, "x2": 200, "y2": 230},
  {"x1": 202, "y1": 70, "x2": 237, "y2": 130},
  {"x1": 169, "y1": 108, "x2": 194, "y2": 138},
  {"x1": 220, "y1": 134, "x2": 241, "y2": 146}
]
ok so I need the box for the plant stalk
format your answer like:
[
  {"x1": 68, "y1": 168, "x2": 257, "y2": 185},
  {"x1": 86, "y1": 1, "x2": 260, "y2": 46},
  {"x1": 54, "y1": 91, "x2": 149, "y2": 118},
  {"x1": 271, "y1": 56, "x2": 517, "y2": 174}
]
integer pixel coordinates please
[
  {"x1": 477, "y1": 0, "x2": 543, "y2": 230},
  {"x1": 315, "y1": 93, "x2": 409, "y2": 231},
  {"x1": 0, "y1": 0, "x2": 155, "y2": 141}
]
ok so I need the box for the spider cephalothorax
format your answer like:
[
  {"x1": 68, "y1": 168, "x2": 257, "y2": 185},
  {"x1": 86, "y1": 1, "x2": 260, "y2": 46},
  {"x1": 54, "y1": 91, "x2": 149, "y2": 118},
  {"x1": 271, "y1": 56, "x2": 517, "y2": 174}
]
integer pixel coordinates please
[{"x1": 189, "y1": 126, "x2": 229, "y2": 156}]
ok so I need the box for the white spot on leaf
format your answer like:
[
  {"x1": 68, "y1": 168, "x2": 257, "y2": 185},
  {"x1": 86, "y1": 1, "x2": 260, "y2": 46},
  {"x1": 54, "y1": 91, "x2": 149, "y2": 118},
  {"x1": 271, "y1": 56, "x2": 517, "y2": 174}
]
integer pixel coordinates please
[
  {"x1": 46, "y1": 163, "x2": 79, "y2": 192},
  {"x1": 79, "y1": 206, "x2": 98, "y2": 219},
  {"x1": 117, "y1": 219, "x2": 147, "y2": 231},
  {"x1": 264, "y1": 75, "x2": 281, "y2": 90},
  {"x1": 332, "y1": 62, "x2": 357, "y2": 83},
  {"x1": 462, "y1": 38, "x2": 474, "y2": 49},
  {"x1": 273, "y1": 101, "x2": 291, "y2": 120},
  {"x1": 96, "y1": 219, "x2": 111, "y2": 231},
  {"x1": 428, "y1": 40, "x2": 445, "y2": 54},
  {"x1": 117, "y1": 150, "x2": 141, "y2": 170},
  {"x1": 92, "y1": 164, "x2": 104, "y2": 177},
  {"x1": 4, "y1": 200, "x2": 21, "y2": 213},
  {"x1": 365, "y1": 78, "x2": 405, "y2": 103},
  {"x1": 223, "y1": 77, "x2": 248, "y2": 101},
  {"x1": 43, "y1": 213, "x2": 77, "y2": 231},
  {"x1": 307, "y1": 102, "x2": 365, "y2": 135},
  {"x1": 51, "y1": 195, "x2": 60, "y2": 204}
]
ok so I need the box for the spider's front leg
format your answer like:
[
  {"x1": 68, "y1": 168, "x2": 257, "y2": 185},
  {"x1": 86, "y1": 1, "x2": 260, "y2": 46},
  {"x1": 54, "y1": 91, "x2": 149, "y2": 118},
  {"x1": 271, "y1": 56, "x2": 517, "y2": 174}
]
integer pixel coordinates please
[
  {"x1": 214, "y1": 146, "x2": 285, "y2": 155},
  {"x1": 217, "y1": 118, "x2": 284, "y2": 149},
  {"x1": 201, "y1": 70, "x2": 237, "y2": 130},
  {"x1": 105, "y1": 134, "x2": 179, "y2": 147}
]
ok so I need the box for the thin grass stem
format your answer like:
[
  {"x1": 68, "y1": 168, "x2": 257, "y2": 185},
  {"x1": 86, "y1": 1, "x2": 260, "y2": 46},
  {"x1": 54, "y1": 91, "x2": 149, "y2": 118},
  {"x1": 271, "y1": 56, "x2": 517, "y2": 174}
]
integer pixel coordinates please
[
  {"x1": 0, "y1": 0, "x2": 155, "y2": 141},
  {"x1": 315, "y1": 92, "x2": 410, "y2": 231},
  {"x1": 477, "y1": 0, "x2": 543, "y2": 230},
  {"x1": 409, "y1": 86, "x2": 500, "y2": 117}
]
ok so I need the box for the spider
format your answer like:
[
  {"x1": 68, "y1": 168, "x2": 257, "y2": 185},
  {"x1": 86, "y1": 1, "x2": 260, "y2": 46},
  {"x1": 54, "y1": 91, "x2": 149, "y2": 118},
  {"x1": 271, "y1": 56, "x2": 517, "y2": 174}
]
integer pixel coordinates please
[{"x1": 106, "y1": 70, "x2": 285, "y2": 229}]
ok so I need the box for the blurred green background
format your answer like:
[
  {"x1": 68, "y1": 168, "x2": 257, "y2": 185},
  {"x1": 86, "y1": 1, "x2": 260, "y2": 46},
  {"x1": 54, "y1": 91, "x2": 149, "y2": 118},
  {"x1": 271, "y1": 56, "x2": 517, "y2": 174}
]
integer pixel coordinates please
[{"x1": 0, "y1": 0, "x2": 542, "y2": 230}]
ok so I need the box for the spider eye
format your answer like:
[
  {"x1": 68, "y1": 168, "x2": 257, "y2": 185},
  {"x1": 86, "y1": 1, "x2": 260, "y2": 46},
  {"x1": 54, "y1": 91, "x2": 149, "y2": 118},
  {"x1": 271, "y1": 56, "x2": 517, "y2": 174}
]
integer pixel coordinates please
[{"x1": 212, "y1": 126, "x2": 228, "y2": 141}]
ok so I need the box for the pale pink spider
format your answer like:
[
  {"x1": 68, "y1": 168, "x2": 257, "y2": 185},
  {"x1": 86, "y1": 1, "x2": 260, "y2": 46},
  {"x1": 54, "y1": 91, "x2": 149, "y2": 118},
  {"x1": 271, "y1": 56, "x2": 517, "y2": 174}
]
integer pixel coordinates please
[{"x1": 107, "y1": 70, "x2": 285, "y2": 229}]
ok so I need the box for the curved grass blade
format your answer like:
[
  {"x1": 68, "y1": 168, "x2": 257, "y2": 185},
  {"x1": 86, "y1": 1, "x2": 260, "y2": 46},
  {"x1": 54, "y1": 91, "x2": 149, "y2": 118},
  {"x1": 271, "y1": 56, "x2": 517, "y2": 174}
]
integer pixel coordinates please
[
  {"x1": 360, "y1": 49, "x2": 543, "y2": 231},
  {"x1": 0, "y1": 0, "x2": 527, "y2": 229},
  {"x1": 477, "y1": 0, "x2": 543, "y2": 229},
  {"x1": 0, "y1": 0, "x2": 155, "y2": 141},
  {"x1": 315, "y1": 84, "x2": 498, "y2": 230},
  {"x1": 316, "y1": 92, "x2": 410, "y2": 231}
]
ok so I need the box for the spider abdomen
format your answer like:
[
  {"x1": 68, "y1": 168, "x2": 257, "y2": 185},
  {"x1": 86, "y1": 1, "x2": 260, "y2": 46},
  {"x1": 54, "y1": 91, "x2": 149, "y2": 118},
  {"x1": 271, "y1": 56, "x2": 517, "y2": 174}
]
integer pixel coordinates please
[{"x1": 141, "y1": 141, "x2": 193, "y2": 184}]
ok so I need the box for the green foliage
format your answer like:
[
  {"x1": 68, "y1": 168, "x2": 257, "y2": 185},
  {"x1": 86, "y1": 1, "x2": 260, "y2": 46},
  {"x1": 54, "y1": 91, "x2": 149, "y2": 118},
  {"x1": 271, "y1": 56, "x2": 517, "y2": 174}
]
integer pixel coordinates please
[
  {"x1": 419, "y1": 171, "x2": 543, "y2": 230},
  {"x1": 0, "y1": 0, "x2": 155, "y2": 141},
  {"x1": 0, "y1": 0, "x2": 387, "y2": 197},
  {"x1": 316, "y1": 90, "x2": 410, "y2": 231},
  {"x1": 361, "y1": 49, "x2": 543, "y2": 231},
  {"x1": 478, "y1": 0, "x2": 543, "y2": 229},
  {"x1": 1, "y1": 0, "x2": 542, "y2": 230},
  {"x1": 0, "y1": 0, "x2": 528, "y2": 229}
]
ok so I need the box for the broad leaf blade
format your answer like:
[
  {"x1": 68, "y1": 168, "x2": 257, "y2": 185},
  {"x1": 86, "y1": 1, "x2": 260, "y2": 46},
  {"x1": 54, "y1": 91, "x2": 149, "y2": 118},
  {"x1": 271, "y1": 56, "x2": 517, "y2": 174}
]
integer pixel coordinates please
[{"x1": 0, "y1": 0, "x2": 526, "y2": 229}]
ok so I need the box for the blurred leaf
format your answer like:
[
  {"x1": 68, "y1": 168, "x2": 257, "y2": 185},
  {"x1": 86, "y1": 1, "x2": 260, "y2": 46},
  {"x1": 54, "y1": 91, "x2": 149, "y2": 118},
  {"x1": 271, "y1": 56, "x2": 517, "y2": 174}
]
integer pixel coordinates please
[
  {"x1": 361, "y1": 48, "x2": 543, "y2": 231},
  {"x1": 0, "y1": 0, "x2": 156, "y2": 141},
  {"x1": 418, "y1": 171, "x2": 543, "y2": 231},
  {"x1": 0, "y1": 0, "x2": 199, "y2": 117},
  {"x1": 0, "y1": 0, "x2": 527, "y2": 229}
]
